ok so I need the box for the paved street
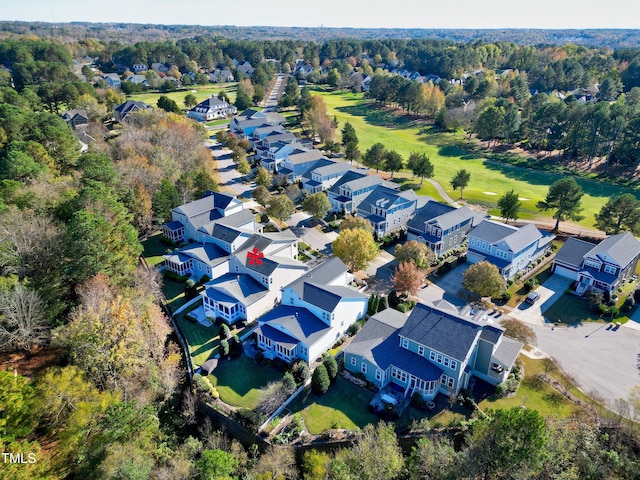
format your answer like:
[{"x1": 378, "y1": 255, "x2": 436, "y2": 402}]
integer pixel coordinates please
[
  {"x1": 209, "y1": 142, "x2": 255, "y2": 199},
  {"x1": 530, "y1": 321, "x2": 640, "y2": 407}
]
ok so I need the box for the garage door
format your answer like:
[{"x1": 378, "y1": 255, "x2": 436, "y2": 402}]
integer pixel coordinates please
[{"x1": 553, "y1": 264, "x2": 578, "y2": 280}]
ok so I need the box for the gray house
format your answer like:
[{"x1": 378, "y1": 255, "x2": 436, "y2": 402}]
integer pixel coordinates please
[
  {"x1": 343, "y1": 302, "x2": 522, "y2": 401},
  {"x1": 407, "y1": 200, "x2": 480, "y2": 257},
  {"x1": 553, "y1": 233, "x2": 640, "y2": 294}
]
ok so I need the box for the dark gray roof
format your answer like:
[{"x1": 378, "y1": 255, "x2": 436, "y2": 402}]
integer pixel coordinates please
[
  {"x1": 258, "y1": 306, "x2": 330, "y2": 345},
  {"x1": 588, "y1": 232, "x2": 640, "y2": 268},
  {"x1": 503, "y1": 223, "x2": 543, "y2": 253},
  {"x1": 343, "y1": 309, "x2": 443, "y2": 381},
  {"x1": 286, "y1": 149, "x2": 325, "y2": 165},
  {"x1": 479, "y1": 324, "x2": 504, "y2": 344},
  {"x1": 470, "y1": 220, "x2": 519, "y2": 244},
  {"x1": 492, "y1": 337, "x2": 523, "y2": 367},
  {"x1": 115, "y1": 99, "x2": 150, "y2": 114},
  {"x1": 234, "y1": 234, "x2": 304, "y2": 276},
  {"x1": 328, "y1": 170, "x2": 369, "y2": 194},
  {"x1": 312, "y1": 161, "x2": 351, "y2": 177},
  {"x1": 174, "y1": 192, "x2": 238, "y2": 219},
  {"x1": 253, "y1": 125, "x2": 287, "y2": 137},
  {"x1": 204, "y1": 273, "x2": 268, "y2": 305},
  {"x1": 255, "y1": 324, "x2": 298, "y2": 349},
  {"x1": 407, "y1": 200, "x2": 456, "y2": 232},
  {"x1": 358, "y1": 185, "x2": 416, "y2": 213},
  {"x1": 343, "y1": 174, "x2": 385, "y2": 193},
  {"x1": 554, "y1": 237, "x2": 596, "y2": 268},
  {"x1": 302, "y1": 283, "x2": 367, "y2": 312},
  {"x1": 215, "y1": 209, "x2": 255, "y2": 228},
  {"x1": 210, "y1": 224, "x2": 243, "y2": 243},
  {"x1": 398, "y1": 303, "x2": 484, "y2": 361},
  {"x1": 164, "y1": 220, "x2": 184, "y2": 231},
  {"x1": 164, "y1": 242, "x2": 227, "y2": 266},
  {"x1": 285, "y1": 257, "x2": 349, "y2": 298},
  {"x1": 193, "y1": 96, "x2": 230, "y2": 110}
]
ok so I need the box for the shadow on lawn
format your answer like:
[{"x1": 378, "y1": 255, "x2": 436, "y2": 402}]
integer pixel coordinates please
[{"x1": 336, "y1": 103, "x2": 416, "y2": 130}]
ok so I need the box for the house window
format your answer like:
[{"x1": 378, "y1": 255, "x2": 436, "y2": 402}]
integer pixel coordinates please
[
  {"x1": 351, "y1": 357, "x2": 356, "y2": 366},
  {"x1": 447, "y1": 377, "x2": 455, "y2": 388},
  {"x1": 436, "y1": 353, "x2": 443, "y2": 364},
  {"x1": 450, "y1": 360, "x2": 457, "y2": 370},
  {"x1": 429, "y1": 351, "x2": 436, "y2": 361},
  {"x1": 392, "y1": 368, "x2": 407, "y2": 383},
  {"x1": 375, "y1": 370, "x2": 382, "y2": 381},
  {"x1": 604, "y1": 264, "x2": 617, "y2": 275},
  {"x1": 443, "y1": 357, "x2": 450, "y2": 368},
  {"x1": 401, "y1": 338, "x2": 409, "y2": 349},
  {"x1": 418, "y1": 346, "x2": 424, "y2": 356},
  {"x1": 361, "y1": 363, "x2": 367, "y2": 374}
]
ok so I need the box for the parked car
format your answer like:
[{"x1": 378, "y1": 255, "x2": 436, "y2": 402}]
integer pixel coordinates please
[{"x1": 525, "y1": 291, "x2": 540, "y2": 304}]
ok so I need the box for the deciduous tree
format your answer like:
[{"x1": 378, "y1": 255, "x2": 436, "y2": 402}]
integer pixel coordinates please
[
  {"x1": 339, "y1": 215, "x2": 373, "y2": 233},
  {"x1": 266, "y1": 194, "x2": 295, "y2": 222},
  {"x1": 254, "y1": 166, "x2": 273, "y2": 188},
  {"x1": 394, "y1": 240, "x2": 435, "y2": 269},
  {"x1": 341, "y1": 422, "x2": 403, "y2": 480},
  {"x1": 384, "y1": 150, "x2": 403, "y2": 178},
  {"x1": 362, "y1": 142, "x2": 386, "y2": 173},
  {"x1": 462, "y1": 261, "x2": 506, "y2": 298},
  {"x1": 391, "y1": 260, "x2": 423, "y2": 296},
  {"x1": 500, "y1": 318, "x2": 537, "y2": 347},
  {"x1": 0, "y1": 284, "x2": 49, "y2": 352},
  {"x1": 537, "y1": 178, "x2": 584, "y2": 231},
  {"x1": 332, "y1": 227, "x2": 379, "y2": 272},
  {"x1": 252, "y1": 185, "x2": 271, "y2": 207},
  {"x1": 302, "y1": 191, "x2": 331, "y2": 221}
]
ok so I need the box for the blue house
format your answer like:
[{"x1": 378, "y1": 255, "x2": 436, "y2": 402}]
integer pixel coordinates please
[
  {"x1": 467, "y1": 220, "x2": 554, "y2": 280},
  {"x1": 357, "y1": 185, "x2": 418, "y2": 237},
  {"x1": 343, "y1": 302, "x2": 522, "y2": 401}
]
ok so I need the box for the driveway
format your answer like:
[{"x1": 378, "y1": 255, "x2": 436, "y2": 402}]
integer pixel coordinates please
[
  {"x1": 364, "y1": 250, "x2": 396, "y2": 294},
  {"x1": 210, "y1": 143, "x2": 254, "y2": 199},
  {"x1": 508, "y1": 276, "x2": 572, "y2": 327},
  {"x1": 529, "y1": 321, "x2": 640, "y2": 407},
  {"x1": 431, "y1": 263, "x2": 470, "y2": 301}
]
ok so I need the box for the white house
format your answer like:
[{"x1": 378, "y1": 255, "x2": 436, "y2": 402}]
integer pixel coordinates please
[{"x1": 187, "y1": 96, "x2": 237, "y2": 122}]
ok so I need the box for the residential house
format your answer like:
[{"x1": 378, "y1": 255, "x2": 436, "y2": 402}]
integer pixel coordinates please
[
  {"x1": 467, "y1": 220, "x2": 554, "y2": 280},
  {"x1": 237, "y1": 61, "x2": 254, "y2": 76},
  {"x1": 259, "y1": 141, "x2": 304, "y2": 173},
  {"x1": 132, "y1": 63, "x2": 147, "y2": 73},
  {"x1": 229, "y1": 109, "x2": 286, "y2": 139},
  {"x1": 255, "y1": 257, "x2": 368, "y2": 363},
  {"x1": 187, "y1": 96, "x2": 237, "y2": 122},
  {"x1": 103, "y1": 73, "x2": 121, "y2": 88},
  {"x1": 126, "y1": 74, "x2": 150, "y2": 86},
  {"x1": 328, "y1": 173, "x2": 396, "y2": 214},
  {"x1": 553, "y1": 233, "x2": 640, "y2": 294},
  {"x1": 151, "y1": 63, "x2": 169, "y2": 74},
  {"x1": 343, "y1": 302, "x2": 522, "y2": 401},
  {"x1": 161, "y1": 191, "x2": 244, "y2": 243},
  {"x1": 407, "y1": 200, "x2": 480, "y2": 257},
  {"x1": 254, "y1": 131, "x2": 299, "y2": 164},
  {"x1": 357, "y1": 186, "x2": 418, "y2": 237},
  {"x1": 61, "y1": 109, "x2": 89, "y2": 130},
  {"x1": 249, "y1": 125, "x2": 291, "y2": 149},
  {"x1": 209, "y1": 69, "x2": 234, "y2": 83},
  {"x1": 114, "y1": 100, "x2": 152, "y2": 123},
  {"x1": 302, "y1": 161, "x2": 353, "y2": 194},
  {"x1": 278, "y1": 148, "x2": 332, "y2": 183}
]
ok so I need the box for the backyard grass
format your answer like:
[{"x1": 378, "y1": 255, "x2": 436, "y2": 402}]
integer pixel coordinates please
[
  {"x1": 316, "y1": 89, "x2": 637, "y2": 228},
  {"x1": 479, "y1": 355, "x2": 582, "y2": 417},
  {"x1": 141, "y1": 231, "x2": 169, "y2": 266},
  {"x1": 163, "y1": 278, "x2": 188, "y2": 312},
  {"x1": 210, "y1": 355, "x2": 283, "y2": 409},
  {"x1": 127, "y1": 82, "x2": 237, "y2": 109},
  {"x1": 289, "y1": 376, "x2": 380, "y2": 434},
  {"x1": 175, "y1": 313, "x2": 218, "y2": 368}
]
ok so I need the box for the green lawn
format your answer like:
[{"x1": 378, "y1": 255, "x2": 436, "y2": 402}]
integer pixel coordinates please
[
  {"x1": 316, "y1": 90, "x2": 637, "y2": 228},
  {"x1": 544, "y1": 293, "x2": 631, "y2": 325},
  {"x1": 176, "y1": 313, "x2": 219, "y2": 368},
  {"x1": 479, "y1": 356, "x2": 581, "y2": 417},
  {"x1": 163, "y1": 278, "x2": 188, "y2": 312},
  {"x1": 210, "y1": 355, "x2": 283, "y2": 409},
  {"x1": 289, "y1": 376, "x2": 380, "y2": 434},
  {"x1": 127, "y1": 82, "x2": 237, "y2": 109},
  {"x1": 141, "y1": 231, "x2": 169, "y2": 266}
]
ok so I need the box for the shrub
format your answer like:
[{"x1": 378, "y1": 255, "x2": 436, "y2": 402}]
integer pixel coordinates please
[
  {"x1": 184, "y1": 279, "x2": 197, "y2": 299},
  {"x1": 235, "y1": 408, "x2": 264, "y2": 430},
  {"x1": 377, "y1": 295, "x2": 389, "y2": 312},
  {"x1": 199, "y1": 275, "x2": 211, "y2": 284},
  {"x1": 347, "y1": 322, "x2": 361, "y2": 336},
  {"x1": 254, "y1": 351, "x2": 264, "y2": 364},
  {"x1": 634, "y1": 289, "x2": 640, "y2": 303},
  {"x1": 164, "y1": 270, "x2": 188, "y2": 283},
  {"x1": 193, "y1": 373, "x2": 215, "y2": 396},
  {"x1": 210, "y1": 387, "x2": 220, "y2": 400},
  {"x1": 388, "y1": 290, "x2": 401, "y2": 308},
  {"x1": 291, "y1": 360, "x2": 310, "y2": 384},
  {"x1": 624, "y1": 295, "x2": 636, "y2": 312},
  {"x1": 524, "y1": 278, "x2": 538, "y2": 292},
  {"x1": 410, "y1": 391, "x2": 426, "y2": 410},
  {"x1": 282, "y1": 372, "x2": 297, "y2": 394},
  {"x1": 395, "y1": 303, "x2": 410, "y2": 313},
  {"x1": 368, "y1": 295, "x2": 379, "y2": 316},
  {"x1": 272, "y1": 357, "x2": 288, "y2": 372},
  {"x1": 219, "y1": 324, "x2": 231, "y2": 340},
  {"x1": 494, "y1": 382, "x2": 508, "y2": 398},
  {"x1": 322, "y1": 355, "x2": 339, "y2": 382},
  {"x1": 597, "y1": 303, "x2": 608, "y2": 315},
  {"x1": 220, "y1": 339, "x2": 229, "y2": 357},
  {"x1": 311, "y1": 364, "x2": 330, "y2": 395}
]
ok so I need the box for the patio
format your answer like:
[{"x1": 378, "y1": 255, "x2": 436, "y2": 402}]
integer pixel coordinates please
[{"x1": 369, "y1": 383, "x2": 410, "y2": 418}]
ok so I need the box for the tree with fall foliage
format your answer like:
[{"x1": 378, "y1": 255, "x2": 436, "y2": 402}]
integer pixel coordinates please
[
  {"x1": 394, "y1": 240, "x2": 436, "y2": 269},
  {"x1": 332, "y1": 227, "x2": 379, "y2": 272},
  {"x1": 462, "y1": 261, "x2": 506, "y2": 298},
  {"x1": 391, "y1": 260, "x2": 423, "y2": 296}
]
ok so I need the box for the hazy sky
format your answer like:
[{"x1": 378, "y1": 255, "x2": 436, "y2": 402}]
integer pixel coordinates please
[{"x1": 2, "y1": 0, "x2": 639, "y2": 29}]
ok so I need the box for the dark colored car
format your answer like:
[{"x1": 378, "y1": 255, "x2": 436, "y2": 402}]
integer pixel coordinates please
[{"x1": 525, "y1": 291, "x2": 540, "y2": 304}]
